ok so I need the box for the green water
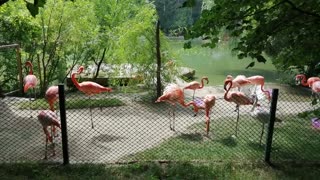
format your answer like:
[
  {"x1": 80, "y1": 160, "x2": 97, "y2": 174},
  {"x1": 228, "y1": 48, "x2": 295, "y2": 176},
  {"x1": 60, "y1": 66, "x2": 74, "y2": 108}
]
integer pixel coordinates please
[{"x1": 169, "y1": 38, "x2": 279, "y2": 86}]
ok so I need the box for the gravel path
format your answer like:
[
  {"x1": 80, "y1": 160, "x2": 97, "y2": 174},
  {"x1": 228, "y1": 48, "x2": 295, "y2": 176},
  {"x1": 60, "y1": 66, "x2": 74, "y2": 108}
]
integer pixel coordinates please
[{"x1": 0, "y1": 81, "x2": 315, "y2": 163}]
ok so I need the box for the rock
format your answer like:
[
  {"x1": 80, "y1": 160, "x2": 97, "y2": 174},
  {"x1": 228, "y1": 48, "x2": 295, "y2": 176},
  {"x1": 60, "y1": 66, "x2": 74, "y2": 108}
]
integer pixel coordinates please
[{"x1": 178, "y1": 67, "x2": 195, "y2": 79}]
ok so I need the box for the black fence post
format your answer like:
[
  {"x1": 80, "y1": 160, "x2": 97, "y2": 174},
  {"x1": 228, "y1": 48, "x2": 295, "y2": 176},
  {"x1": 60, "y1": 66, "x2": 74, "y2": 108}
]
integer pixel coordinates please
[
  {"x1": 264, "y1": 89, "x2": 279, "y2": 164},
  {"x1": 58, "y1": 84, "x2": 69, "y2": 165}
]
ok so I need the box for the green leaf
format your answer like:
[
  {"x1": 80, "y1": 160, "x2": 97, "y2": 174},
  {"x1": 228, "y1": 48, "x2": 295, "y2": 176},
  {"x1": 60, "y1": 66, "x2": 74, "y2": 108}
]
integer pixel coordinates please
[
  {"x1": 256, "y1": 55, "x2": 266, "y2": 63},
  {"x1": 245, "y1": 62, "x2": 255, "y2": 69},
  {"x1": 183, "y1": 41, "x2": 192, "y2": 49}
]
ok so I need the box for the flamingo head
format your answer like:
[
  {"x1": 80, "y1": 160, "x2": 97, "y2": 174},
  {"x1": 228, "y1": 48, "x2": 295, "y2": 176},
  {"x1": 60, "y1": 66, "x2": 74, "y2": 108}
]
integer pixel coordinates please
[
  {"x1": 224, "y1": 80, "x2": 232, "y2": 91},
  {"x1": 295, "y1": 74, "x2": 305, "y2": 85},
  {"x1": 25, "y1": 61, "x2": 32, "y2": 67},
  {"x1": 77, "y1": 66, "x2": 84, "y2": 74},
  {"x1": 202, "y1": 76, "x2": 209, "y2": 84}
]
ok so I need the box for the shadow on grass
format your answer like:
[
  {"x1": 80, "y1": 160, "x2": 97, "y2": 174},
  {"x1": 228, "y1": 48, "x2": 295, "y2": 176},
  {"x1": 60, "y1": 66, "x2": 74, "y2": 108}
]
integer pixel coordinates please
[
  {"x1": 219, "y1": 136, "x2": 238, "y2": 147},
  {"x1": 177, "y1": 133, "x2": 203, "y2": 142}
]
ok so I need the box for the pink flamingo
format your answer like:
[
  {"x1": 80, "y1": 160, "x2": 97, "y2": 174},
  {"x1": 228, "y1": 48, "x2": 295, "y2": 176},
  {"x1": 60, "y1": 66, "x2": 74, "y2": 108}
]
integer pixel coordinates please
[
  {"x1": 183, "y1": 76, "x2": 209, "y2": 100},
  {"x1": 24, "y1": 61, "x2": 37, "y2": 94},
  {"x1": 45, "y1": 85, "x2": 59, "y2": 136},
  {"x1": 37, "y1": 110, "x2": 61, "y2": 159},
  {"x1": 72, "y1": 66, "x2": 112, "y2": 128},
  {"x1": 24, "y1": 61, "x2": 38, "y2": 117},
  {"x1": 224, "y1": 75, "x2": 252, "y2": 91},
  {"x1": 224, "y1": 79, "x2": 259, "y2": 136},
  {"x1": 295, "y1": 74, "x2": 320, "y2": 87},
  {"x1": 194, "y1": 94, "x2": 216, "y2": 135},
  {"x1": 156, "y1": 83, "x2": 199, "y2": 131},
  {"x1": 246, "y1": 75, "x2": 271, "y2": 101}
]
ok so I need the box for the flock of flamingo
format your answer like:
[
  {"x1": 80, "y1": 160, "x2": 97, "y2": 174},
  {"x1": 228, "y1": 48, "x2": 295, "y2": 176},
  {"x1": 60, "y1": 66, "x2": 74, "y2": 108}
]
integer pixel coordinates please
[
  {"x1": 23, "y1": 62, "x2": 111, "y2": 159},
  {"x1": 21, "y1": 61, "x2": 320, "y2": 159}
]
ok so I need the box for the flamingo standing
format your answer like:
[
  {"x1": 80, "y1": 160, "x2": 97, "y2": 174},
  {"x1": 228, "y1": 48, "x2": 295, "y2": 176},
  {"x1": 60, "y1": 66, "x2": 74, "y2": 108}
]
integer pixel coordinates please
[
  {"x1": 246, "y1": 75, "x2": 271, "y2": 102},
  {"x1": 224, "y1": 75, "x2": 251, "y2": 91},
  {"x1": 155, "y1": 83, "x2": 199, "y2": 131},
  {"x1": 194, "y1": 94, "x2": 216, "y2": 135},
  {"x1": 295, "y1": 74, "x2": 320, "y2": 87},
  {"x1": 224, "y1": 79, "x2": 259, "y2": 136},
  {"x1": 71, "y1": 66, "x2": 112, "y2": 129},
  {"x1": 45, "y1": 85, "x2": 59, "y2": 136},
  {"x1": 24, "y1": 61, "x2": 37, "y2": 117},
  {"x1": 183, "y1": 76, "x2": 209, "y2": 100},
  {"x1": 37, "y1": 110, "x2": 61, "y2": 159}
]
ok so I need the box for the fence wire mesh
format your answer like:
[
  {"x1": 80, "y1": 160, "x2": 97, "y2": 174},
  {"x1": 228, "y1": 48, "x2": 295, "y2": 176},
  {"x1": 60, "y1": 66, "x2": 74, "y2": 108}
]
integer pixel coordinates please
[{"x1": 1, "y1": 85, "x2": 319, "y2": 164}]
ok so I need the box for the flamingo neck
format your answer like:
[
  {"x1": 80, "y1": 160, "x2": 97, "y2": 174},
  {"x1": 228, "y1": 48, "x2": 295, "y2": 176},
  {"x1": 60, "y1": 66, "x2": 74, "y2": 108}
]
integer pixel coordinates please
[
  {"x1": 260, "y1": 85, "x2": 271, "y2": 100},
  {"x1": 300, "y1": 75, "x2": 308, "y2": 86},
  {"x1": 182, "y1": 101, "x2": 199, "y2": 113},
  {"x1": 199, "y1": 78, "x2": 206, "y2": 88},
  {"x1": 224, "y1": 80, "x2": 232, "y2": 102},
  {"x1": 26, "y1": 64, "x2": 33, "y2": 75},
  {"x1": 71, "y1": 72, "x2": 81, "y2": 89}
]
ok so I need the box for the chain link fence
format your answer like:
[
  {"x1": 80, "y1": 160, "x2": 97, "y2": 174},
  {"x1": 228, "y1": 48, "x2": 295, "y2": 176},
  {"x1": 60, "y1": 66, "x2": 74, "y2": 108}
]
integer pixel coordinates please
[{"x1": 0, "y1": 85, "x2": 319, "y2": 164}]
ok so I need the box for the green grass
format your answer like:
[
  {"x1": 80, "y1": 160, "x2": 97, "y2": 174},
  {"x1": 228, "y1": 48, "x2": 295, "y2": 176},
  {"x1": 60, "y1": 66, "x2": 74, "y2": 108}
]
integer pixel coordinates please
[
  {"x1": 169, "y1": 38, "x2": 280, "y2": 85},
  {"x1": 0, "y1": 162, "x2": 319, "y2": 179},
  {"x1": 18, "y1": 97, "x2": 125, "y2": 110},
  {"x1": 122, "y1": 113, "x2": 320, "y2": 163}
]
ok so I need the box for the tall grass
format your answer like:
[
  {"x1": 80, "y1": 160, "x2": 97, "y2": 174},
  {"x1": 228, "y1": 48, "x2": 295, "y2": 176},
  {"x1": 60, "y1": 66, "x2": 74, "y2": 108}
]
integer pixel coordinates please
[{"x1": 169, "y1": 38, "x2": 280, "y2": 85}]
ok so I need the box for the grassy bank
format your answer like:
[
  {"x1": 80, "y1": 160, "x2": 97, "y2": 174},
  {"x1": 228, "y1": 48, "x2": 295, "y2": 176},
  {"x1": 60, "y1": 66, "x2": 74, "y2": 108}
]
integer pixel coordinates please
[{"x1": 0, "y1": 162, "x2": 319, "y2": 179}]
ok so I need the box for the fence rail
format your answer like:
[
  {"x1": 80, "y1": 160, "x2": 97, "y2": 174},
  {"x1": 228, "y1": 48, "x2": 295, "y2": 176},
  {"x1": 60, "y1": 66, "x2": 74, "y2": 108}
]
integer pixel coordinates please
[{"x1": 0, "y1": 85, "x2": 319, "y2": 164}]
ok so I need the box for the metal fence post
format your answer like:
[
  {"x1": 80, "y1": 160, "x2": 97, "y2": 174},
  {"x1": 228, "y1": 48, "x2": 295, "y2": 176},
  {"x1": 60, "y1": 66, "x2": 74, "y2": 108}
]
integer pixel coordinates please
[
  {"x1": 264, "y1": 88, "x2": 279, "y2": 163},
  {"x1": 58, "y1": 84, "x2": 69, "y2": 165}
]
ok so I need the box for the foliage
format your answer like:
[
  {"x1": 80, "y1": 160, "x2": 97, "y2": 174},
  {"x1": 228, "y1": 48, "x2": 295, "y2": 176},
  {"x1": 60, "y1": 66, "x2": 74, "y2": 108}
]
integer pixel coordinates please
[
  {"x1": 0, "y1": 2, "x2": 41, "y2": 91},
  {"x1": 185, "y1": 0, "x2": 320, "y2": 77},
  {"x1": 153, "y1": 0, "x2": 202, "y2": 35}
]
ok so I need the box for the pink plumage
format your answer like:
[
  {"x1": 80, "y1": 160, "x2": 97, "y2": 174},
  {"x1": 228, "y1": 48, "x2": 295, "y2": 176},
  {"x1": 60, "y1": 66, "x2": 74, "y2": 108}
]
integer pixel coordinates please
[
  {"x1": 71, "y1": 66, "x2": 112, "y2": 95},
  {"x1": 37, "y1": 110, "x2": 61, "y2": 142},
  {"x1": 183, "y1": 76, "x2": 209, "y2": 100},
  {"x1": 23, "y1": 61, "x2": 37, "y2": 93},
  {"x1": 45, "y1": 85, "x2": 59, "y2": 111},
  {"x1": 295, "y1": 74, "x2": 320, "y2": 87}
]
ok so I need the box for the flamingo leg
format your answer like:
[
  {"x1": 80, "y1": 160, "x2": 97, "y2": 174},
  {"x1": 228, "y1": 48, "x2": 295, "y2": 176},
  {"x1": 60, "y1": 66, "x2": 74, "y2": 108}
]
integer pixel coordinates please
[
  {"x1": 235, "y1": 105, "x2": 240, "y2": 137},
  {"x1": 172, "y1": 105, "x2": 176, "y2": 131},
  {"x1": 205, "y1": 116, "x2": 210, "y2": 136},
  {"x1": 51, "y1": 126, "x2": 56, "y2": 156},
  {"x1": 89, "y1": 96, "x2": 94, "y2": 129},
  {"x1": 192, "y1": 90, "x2": 195, "y2": 101},
  {"x1": 259, "y1": 123, "x2": 265, "y2": 146}
]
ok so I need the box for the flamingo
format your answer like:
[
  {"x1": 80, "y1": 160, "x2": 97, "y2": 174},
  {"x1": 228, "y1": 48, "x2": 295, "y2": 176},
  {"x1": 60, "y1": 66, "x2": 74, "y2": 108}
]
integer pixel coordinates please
[
  {"x1": 246, "y1": 75, "x2": 271, "y2": 102},
  {"x1": 250, "y1": 107, "x2": 281, "y2": 145},
  {"x1": 224, "y1": 79, "x2": 259, "y2": 136},
  {"x1": 24, "y1": 61, "x2": 37, "y2": 117},
  {"x1": 295, "y1": 74, "x2": 320, "y2": 87},
  {"x1": 183, "y1": 76, "x2": 209, "y2": 100},
  {"x1": 45, "y1": 85, "x2": 59, "y2": 136},
  {"x1": 71, "y1": 66, "x2": 112, "y2": 129},
  {"x1": 194, "y1": 94, "x2": 216, "y2": 135},
  {"x1": 155, "y1": 83, "x2": 199, "y2": 131},
  {"x1": 224, "y1": 75, "x2": 251, "y2": 91},
  {"x1": 37, "y1": 110, "x2": 61, "y2": 159}
]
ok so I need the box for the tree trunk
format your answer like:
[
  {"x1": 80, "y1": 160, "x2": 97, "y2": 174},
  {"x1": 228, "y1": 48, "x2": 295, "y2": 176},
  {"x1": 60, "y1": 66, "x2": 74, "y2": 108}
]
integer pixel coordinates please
[
  {"x1": 156, "y1": 20, "x2": 162, "y2": 98},
  {"x1": 94, "y1": 48, "x2": 107, "y2": 81}
]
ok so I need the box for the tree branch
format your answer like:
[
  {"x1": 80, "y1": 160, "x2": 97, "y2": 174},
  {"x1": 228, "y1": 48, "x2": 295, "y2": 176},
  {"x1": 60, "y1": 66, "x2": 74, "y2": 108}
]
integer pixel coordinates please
[
  {"x1": 284, "y1": 0, "x2": 320, "y2": 19},
  {"x1": 0, "y1": 0, "x2": 10, "y2": 6}
]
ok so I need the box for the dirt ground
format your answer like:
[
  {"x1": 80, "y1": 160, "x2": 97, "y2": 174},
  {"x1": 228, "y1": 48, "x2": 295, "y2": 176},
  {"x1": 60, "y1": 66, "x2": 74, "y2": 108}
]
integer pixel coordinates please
[{"x1": 0, "y1": 81, "x2": 315, "y2": 163}]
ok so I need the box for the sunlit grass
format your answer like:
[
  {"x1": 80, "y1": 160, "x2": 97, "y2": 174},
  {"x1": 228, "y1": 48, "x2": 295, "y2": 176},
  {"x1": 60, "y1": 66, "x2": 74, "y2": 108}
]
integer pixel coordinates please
[
  {"x1": 122, "y1": 113, "x2": 320, "y2": 163},
  {"x1": 18, "y1": 98, "x2": 125, "y2": 110},
  {"x1": 169, "y1": 38, "x2": 280, "y2": 85}
]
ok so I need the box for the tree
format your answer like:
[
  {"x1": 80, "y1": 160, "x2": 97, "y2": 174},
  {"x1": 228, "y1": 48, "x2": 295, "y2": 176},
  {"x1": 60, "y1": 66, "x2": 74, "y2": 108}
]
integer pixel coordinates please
[{"x1": 185, "y1": 0, "x2": 320, "y2": 77}]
